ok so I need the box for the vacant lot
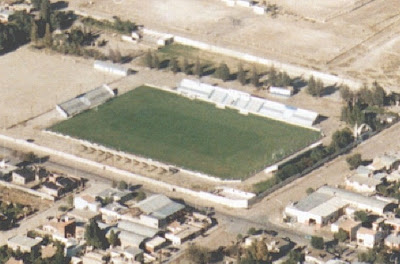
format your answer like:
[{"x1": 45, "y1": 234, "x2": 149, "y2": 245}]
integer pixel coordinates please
[{"x1": 50, "y1": 86, "x2": 320, "y2": 180}]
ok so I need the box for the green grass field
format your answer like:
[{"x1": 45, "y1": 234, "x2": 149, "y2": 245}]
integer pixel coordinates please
[{"x1": 50, "y1": 86, "x2": 320, "y2": 180}]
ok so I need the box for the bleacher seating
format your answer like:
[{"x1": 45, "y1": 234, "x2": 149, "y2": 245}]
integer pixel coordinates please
[
  {"x1": 177, "y1": 79, "x2": 319, "y2": 128},
  {"x1": 56, "y1": 85, "x2": 115, "y2": 118}
]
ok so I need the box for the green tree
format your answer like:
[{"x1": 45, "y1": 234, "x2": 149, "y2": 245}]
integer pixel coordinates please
[
  {"x1": 30, "y1": 20, "x2": 38, "y2": 44},
  {"x1": 340, "y1": 85, "x2": 354, "y2": 104},
  {"x1": 247, "y1": 227, "x2": 257, "y2": 235},
  {"x1": 186, "y1": 245, "x2": 210, "y2": 264},
  {"x1": 182, "y1": 57, "x2": 190, "y2": 74},
  {"x1": 40, "y1": 0, "x2": 51, "y2": 23},
  {"x1": 311, "y1": 236, "x2": 324, "y2": 249},
  {"x1": 108, "y1": 230, "x2": 119, "y2": 247},
  {"x1": 268, "y1": 66, "x2": 277, "y2": 86},
  {"x1": 346, "y1": 153, "x2": 362, "y2": 170},
  {"x1": 195, "y1": 57, "x2": 202, "y2": 77},
  {"x1": 144, "y1": 50, "x2": 153, "y2": 68},
  {"x1": 118, "y1": 180, "x2": 128, "y2": 190},
  {"x1": 306, "y1": 187, "x2": 315, "y2": 195},
  {"x1": 237, "y1": 63, "x2": 246, "y2": 85},
  {"x1": 250, "y1": 65, "x2": 259, "y2": 88},
  {"x1": 215, "y1": 62, "x2": 230, "y2": 81},
  {"x1": 283, "y1": 250, "x2": 304, "y2": 264},
  {"x1": 329, "y1": 128, "x2": 354, "y2": 153},
  {"x1": 334, "y1": 228, "x2": 349, "y2": 242},
  {"x1": 170, "y1": 57, "x2": 179, "y2": 73},
  {"x1": 135, "y1": 190, "x2": 146, "y2": 202},
  {"x1": 354, "y1": 211, "x2": 370, "y2": 225},
  {"x1": 32, "y1": 0, "x2": 42, "y2": 10},
  {"x1": 152, "y1": 53, "x2": 160, "y2": 69},
  {"x1": 44, "y1": 23, "x2": 52, "y2": 47},
  {"x1": 84, "y1": 219, "x2": 109, "y2": 249},
  {"x1": 372, "y1": 81, "x2": 386, "y2": 107},
  {"x1": 307, "y1": 75, "x2": 316, "y2": 96}
]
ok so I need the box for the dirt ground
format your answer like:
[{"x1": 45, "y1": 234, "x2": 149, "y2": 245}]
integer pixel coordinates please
[
  {"x1": 65, "y1": 0, "x2": 400, "y2": 89},
  {"x1": 0, "y1": 46, "x2": 118, "y2": 128}
]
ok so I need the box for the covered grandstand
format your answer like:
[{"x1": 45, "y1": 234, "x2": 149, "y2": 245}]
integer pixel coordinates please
[
  {"x1": 94, "y1": 60, "x2": 130, "y2": 76},
  {"x1": 177, "y1": 79, "x2": 319, "y2": 128},
  {"x1": 56, "y1": 84, "x2": 115, "y2": 118}
]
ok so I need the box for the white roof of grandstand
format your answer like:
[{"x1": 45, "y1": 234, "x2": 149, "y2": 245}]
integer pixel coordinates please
[
  {"x1": 177, "y1": 79, "x2": 319, "y2": 128},
  {"x1": 117, "y1": 220, "x2": 159, "y2": 237},
  {"x1": 57, "y1": 85, "x2": 114, "y2": 117},
  {"x1": 136, "y1": 194, "x2": 185, "y2": 220}
]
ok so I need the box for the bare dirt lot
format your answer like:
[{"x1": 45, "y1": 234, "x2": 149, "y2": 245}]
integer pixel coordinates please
[
  {"x1": 0, "y1": 46, "x2": 119, "y2": 128},
  {"x1": 66, "y1": 0, "x2": 400, "y2": 89}
]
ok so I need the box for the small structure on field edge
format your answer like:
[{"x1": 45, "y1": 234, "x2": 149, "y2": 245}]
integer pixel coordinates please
[
  {"x1": 56, "y1": 84, "x2": 115, "y2": 118},
  {"x1": 94, "y1": 60, "x2": 130, "y2": 76}
]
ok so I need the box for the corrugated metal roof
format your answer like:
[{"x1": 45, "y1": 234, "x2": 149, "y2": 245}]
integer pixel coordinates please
[
  {"x1": 136, "y1": 194, "x2": 185, "y2": 219},
  {"x1": 117, "y1": 220, "x2": 159, "y2": 237}
]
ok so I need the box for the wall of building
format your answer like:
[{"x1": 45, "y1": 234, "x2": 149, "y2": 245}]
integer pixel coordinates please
[{"x1": 0, "y1": 179, "x2": 55, "y2": 201}]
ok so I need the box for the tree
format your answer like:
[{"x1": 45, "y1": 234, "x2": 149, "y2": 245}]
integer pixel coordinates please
[
  {"x1": 346, "y1": 153, "x2": 362, "y2": 170},
  {"x1": 340, "y1": 85, "x2": 354, "y2": 104},
  {"x1": 84, "y1": 219, "x2": 109, "y2": 249},
  {"x1": 44, "y1": 23, "x2": 52, "y2": 47},
  {"x1": 307, "y1": 75, "x2": 316, "y2": 96},
  {"x1": 268, "y1": 66, "x2": 277, "y2": 86},
  {"x1": 329, "y1": 128, "x2": 354, "y2": 153},
  {"x1": 108, "y1": 230, "x2": 119, "y2": 247},
  {"x1": 306, "y1": 187, "x2": 315, "y2": 195},
  {"x1": 186, "y1": 245, "x2": 210, "y2": 264},
  {"x1": 250, "y1": 65, "x2": 259, "y2": 88},
  {"x1": 215, "y1": 62, "x2": 230, "y2": 81},
  {"x1": 354, "y1": 211, "x2": 370, "y2": 225},
  {"x1": 32, "y1": 0, "x2": 42, "y2": 10},
  {"x1": 334, "y1": 228, "x2": 349, "y2": 242},
  {"x1": 182, "y1": 57, "x2": 190, "y2": 74},
  {"x1": 311, "y1": 236, "x2": 324, "y2": 249},
  {"x1": 30, "y1": 20, "x2": 38, "y2": 44},
  {"x1": 118, "y1": 180, "x2": 128, "y2": 190},
  {"x1": 372, "y1": 81, "x2": 386, "y2": 107},
  {"x1": 195, "y1": 57, "x2": 202, "y2": 77},
  {"x1": 247, "y1": 227, "x2": 257, "y2": 235},
  {"x1": 237, "y1": 63, "x2": 246, "y2": 85},
  {"x1": 144, "y1": 50, "x2": 153, "y2": 68},
  {"x1": 283, "y1": 250, "x2": 304, "y2": 264},
  {"x1": 152, "y1": 53, "x2": 160, "y2": 69},
  {"x1": 40, "y1": 0, "x2": 51, "y2": 23},
  {"x1": 135, "y1": 190, "x2": 146, "y2": 202},
  {"x1": 170, "y1": 57, "x2": 179, "y2": 73}
]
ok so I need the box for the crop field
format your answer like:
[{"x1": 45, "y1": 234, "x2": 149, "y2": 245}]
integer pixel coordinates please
[{"x1": 50, "y1": 86, "x2": 320, "y2": 180}]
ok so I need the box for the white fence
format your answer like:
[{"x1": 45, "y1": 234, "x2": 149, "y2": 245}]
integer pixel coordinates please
[{"x1": 0, "y1": 134, "x2": 252, "y2": 208}]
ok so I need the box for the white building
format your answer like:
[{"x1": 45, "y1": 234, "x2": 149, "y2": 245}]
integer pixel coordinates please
[
  {"x1": 284, "y1": 186, "x2": 396, "y2": 228},
  {"x1": 345, "y1": 175, "x2": 382, "y2": 193},
  {"x1": 356, "y1": 227, "x2": 384, "y2": 248},
  {"x1": 7, "y1": 235, "x2": 42, "y2": 253},
  {"x1": 94, "y1": 60, "x2": 129, "y2": 76},
  {"x1": 74, "y1": 195, "x2": 101, "y2": 212}
]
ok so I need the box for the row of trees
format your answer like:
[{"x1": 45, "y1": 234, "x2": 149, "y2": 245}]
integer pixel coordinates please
[
  {"x1": 306, "y1": 76, "x2": 325, "y2": 97},
  {"x1": 81, "y1": 16, "x2": 137, "y2": 35},
  {"x1": 339, "y1": 82, "x2": 389, "y2": 130},
  {"x1": 143, "y1": 50, "x2": 293, "y2": 88},
  {"x1": 255, "y1": 128, "x2": 355, "y2": 194}
]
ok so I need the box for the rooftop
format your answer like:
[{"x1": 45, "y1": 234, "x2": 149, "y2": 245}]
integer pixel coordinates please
[
  {"x1": 136, "y1": 194, "x2": 185, "y2": 220},
  {"x1": 8, "y1": 235, "x2": 41, "y2": 248}
]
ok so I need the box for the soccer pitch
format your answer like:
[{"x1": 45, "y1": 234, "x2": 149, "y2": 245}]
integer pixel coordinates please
[{"x1": 50, "y1": 86, "x2": 321, "y2": 180}]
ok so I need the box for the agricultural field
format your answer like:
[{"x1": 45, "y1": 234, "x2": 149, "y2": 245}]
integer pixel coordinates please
[{"x1": 50, "y1": 86, "x2": 320, "y2": 180}]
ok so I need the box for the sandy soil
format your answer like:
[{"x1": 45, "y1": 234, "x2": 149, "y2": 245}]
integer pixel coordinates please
[
  {"x1": 0, "y1": 46, "x2": 119, "y2": 128},
  {"x1": 65, "y1": 0, "x2": 400, "y2": 89}
]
